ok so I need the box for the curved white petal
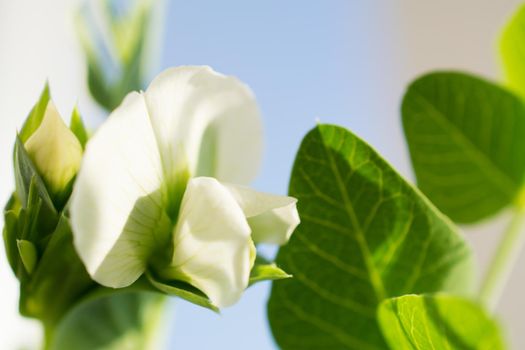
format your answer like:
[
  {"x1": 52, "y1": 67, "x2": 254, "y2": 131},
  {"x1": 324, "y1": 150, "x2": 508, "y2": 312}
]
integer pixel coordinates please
[
  {"x1": 167, "y1": 177, "x2": 252, "y2": 308},
  {"x1": 70, "y1": 92, "x2": 166, "y2": 288},
  {"x1": 144, "y1": 66, "x2": 262, "y2": 185},
  {"x1": 225, "y1": 184, "x2": 300, "y2": 245}
]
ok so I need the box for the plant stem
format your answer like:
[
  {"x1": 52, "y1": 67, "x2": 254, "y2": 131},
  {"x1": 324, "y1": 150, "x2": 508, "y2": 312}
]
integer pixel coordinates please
[
  {"x1": 42, "y1": 323, "x2": 54, "y2": 350},
  {"x1": 479, "y1": 206, "x2": 525, "y2": 311}
]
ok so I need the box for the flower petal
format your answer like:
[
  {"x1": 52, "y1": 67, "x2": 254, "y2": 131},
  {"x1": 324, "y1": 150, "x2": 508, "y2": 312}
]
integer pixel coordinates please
[
  {"x1": 144, "y1": 66, "x2": 262, "y2": 185},
  {"x1": 70, "y1": 92, "x2": 167, "y2": 288},
  {"x1": 164, "y1": 177, "x2": 252, "y2": 308},
  {"x1": 224, "y1": 184, "x2": 300, "y2": 245}
]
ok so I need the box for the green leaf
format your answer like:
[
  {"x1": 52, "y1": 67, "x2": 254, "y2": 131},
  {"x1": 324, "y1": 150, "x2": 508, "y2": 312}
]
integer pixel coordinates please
[
  {"x1": 19, "y1": 83, "x2": 50, "y2": 142},
  {"x1": 145, "y1": 271, "x2": 219, "y2": 312},
  {"x1": 16, "y1": 239, "x2": 37, "y2": 274},
  {"x1": 249, "y1": 256, "x2": 291, "y2": 286},
  {"x1": 378, "y1": 294, "x2": 506, "y2": 350},
  {"x1": 268, "y1": 124, "x2": 473, "y2": 350},
  {"x1": 51, "y1": 292, "x2": 165, "y2": 350},
  {"x1": 501, "y1": 3, "x2": 525, "y2": 100},
  {"x1": 402, "y1": 72, "x2": 525, "y2": 223},
  {"x1": 70, "y1": 107, "x2": 89, "y2": 149}
]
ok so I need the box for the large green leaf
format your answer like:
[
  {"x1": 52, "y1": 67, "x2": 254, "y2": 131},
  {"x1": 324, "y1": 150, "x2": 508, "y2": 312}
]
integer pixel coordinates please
[
  {"x1": 402, "y1": 72, "x2": 525, "y2": 223},
  {"x1": 51, "y1": 292, "x2": 165, "y2": 350},
  {"x1": 378, "y1": 294, "x2": 505, "y2": 350},
  {"x1": 268, "y1": 124, "x2": 473, "y2": 350},
  {"x1": 501, "y1": 3, "x2": 525, "y2": 100}
]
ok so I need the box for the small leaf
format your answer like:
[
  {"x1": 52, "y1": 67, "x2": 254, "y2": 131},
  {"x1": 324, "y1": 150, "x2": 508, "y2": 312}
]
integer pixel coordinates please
[
  {"x1": 16, "y1": 239, "x2": 37, "y2": 274},
  {"x1": 146, "y1": 271, "x2": 219, "y2": 312},
  {"x1": 249, "y1": 256, "x2": 291, "y2": 286},
  {"x1": 51, "y1": 292, "x2": 165, "y2": 350},
  {"x1": 70, "y1": 107, "x2": 89, "y2": 149},
  {"x1": 19, "y1": 83, "x2": 50, "y2": 142},
  {"x1": 501, "y1": 3, "x2": 525, "y2": 99},
  {"x1": 402, "y1": 72, "x2": 525, "y2": 223},
  {"x1": 378, "y1": 294, "x2": 506, "y2": 350},
  {"x1": 268, "y1": 125, "x2": 473, "y2": 350}
]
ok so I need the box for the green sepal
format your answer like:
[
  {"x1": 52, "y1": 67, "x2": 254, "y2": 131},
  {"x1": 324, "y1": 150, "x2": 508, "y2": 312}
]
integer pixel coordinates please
[
  {"x1": 3, "y1": 208, "x2": 20, "y2": 274},
  {"x1": 145, "y1": 270, "x2": 219, "y2": 312},
  {"x1": 70, "y1": 107, "x2": 89, "y2": 149},
  {"x1": 19, "y1": 83, "x2": 50, "y2": 143},
  {"x1": 17, "y1": 239, "x2": 38, "y2": 275},
  {"x1": 14, "y1": 136, "x2": 56, "y2": 214},
  {"x1": 249, "y1": 255, "x2": 291, "y2": 287},
  {"x1": 19, "y1": 215, "x2": 94, "y2": 326}
]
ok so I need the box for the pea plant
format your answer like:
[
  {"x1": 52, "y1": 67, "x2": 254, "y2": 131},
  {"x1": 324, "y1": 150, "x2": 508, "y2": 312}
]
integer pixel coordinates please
[{"x1": 4, "y1": 2, "x2": 525, "y2": 350}]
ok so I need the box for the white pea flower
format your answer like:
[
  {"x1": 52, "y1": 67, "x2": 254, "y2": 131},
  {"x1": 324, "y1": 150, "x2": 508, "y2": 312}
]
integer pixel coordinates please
[{"x1": 70, "y1": 66, "x2": 299, "y2": 308}]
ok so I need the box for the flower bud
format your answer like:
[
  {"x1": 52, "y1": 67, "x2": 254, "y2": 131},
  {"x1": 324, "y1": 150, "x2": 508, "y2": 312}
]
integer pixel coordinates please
[{"x1": 25, "y1": 101, "x2": 83, "y2": 202}]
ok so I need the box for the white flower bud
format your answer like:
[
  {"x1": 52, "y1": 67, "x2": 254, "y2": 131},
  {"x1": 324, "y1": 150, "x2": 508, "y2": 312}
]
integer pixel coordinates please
[{"x1": 25, "y1": 101, "x2": 82, "y2": 199}]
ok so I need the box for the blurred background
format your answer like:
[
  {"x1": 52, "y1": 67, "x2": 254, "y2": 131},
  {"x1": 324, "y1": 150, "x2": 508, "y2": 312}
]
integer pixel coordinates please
[{"x1": 1, "y1": 0, "x2": 524, "y2": 348}]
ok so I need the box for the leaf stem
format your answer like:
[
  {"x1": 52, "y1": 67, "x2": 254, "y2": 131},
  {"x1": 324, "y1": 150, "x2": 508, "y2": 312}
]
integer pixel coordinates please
[{"x1": 478, "y1": 205, "x2": 525, "y2": 311}]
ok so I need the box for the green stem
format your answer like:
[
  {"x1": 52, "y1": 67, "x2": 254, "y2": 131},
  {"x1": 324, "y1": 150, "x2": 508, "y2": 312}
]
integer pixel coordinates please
[
  {"x1": 42, "y1": 323, "x2": 55, "y2": 350},
  {"x1": 478, "y1": 206, "x2": 525, "y2": 311}
]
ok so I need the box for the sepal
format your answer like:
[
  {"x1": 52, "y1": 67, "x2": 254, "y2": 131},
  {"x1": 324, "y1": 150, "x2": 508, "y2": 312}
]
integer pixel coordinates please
[
  {"x1": 249, "y1": 255, "x2": 291, "y2": 287},
  {"x1": 146, "y1": 271, "x2": 219, "y2": 312}
]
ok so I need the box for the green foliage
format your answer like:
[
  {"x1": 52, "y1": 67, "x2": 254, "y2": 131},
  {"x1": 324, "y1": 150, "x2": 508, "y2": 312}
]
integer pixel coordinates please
[
  {"x1": 402, "y1": 72, "x2": 525, "y2": 223},
  {"x1": 501, "y1": 3, "x2": 525, "y2": 99},
  {"x1": 51, "y1": 292, "x2": 165, "y2": 350},
  {"x1": 268, "y1": 124, "x2": 473, "y2": 350},
  {"x1": 378, "y1": 294, "x2": 505, "y2": 350}
]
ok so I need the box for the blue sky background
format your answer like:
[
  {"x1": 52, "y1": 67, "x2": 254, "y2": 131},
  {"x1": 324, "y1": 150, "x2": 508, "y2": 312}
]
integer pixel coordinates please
[{"x1": 159, "y1": 1, "x2": 403, "y2": 349}]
